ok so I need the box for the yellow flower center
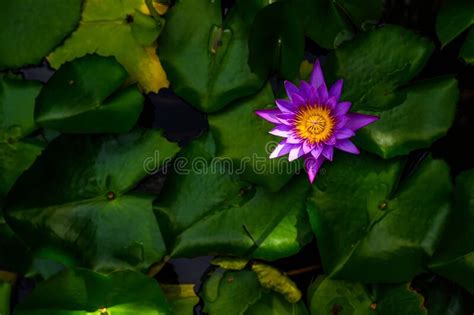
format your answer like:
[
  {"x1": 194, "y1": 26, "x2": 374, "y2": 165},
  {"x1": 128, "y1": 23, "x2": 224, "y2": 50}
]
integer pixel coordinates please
[{"x1": 295, "y1": 105, "x2": 334, "y2": 144}]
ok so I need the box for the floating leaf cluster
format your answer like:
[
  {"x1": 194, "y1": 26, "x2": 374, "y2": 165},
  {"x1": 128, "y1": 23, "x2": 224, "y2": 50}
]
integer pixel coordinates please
[{"x1": 0, "y1": 0, "x2": 473, "y2": 314}]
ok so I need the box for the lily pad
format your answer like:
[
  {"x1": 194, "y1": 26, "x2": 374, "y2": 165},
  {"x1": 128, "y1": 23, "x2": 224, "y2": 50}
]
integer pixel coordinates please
[
  {"x1": 301, "y1": 0, "x2": 383, "y2": 49},
  {"x1": 36, "y1": 55, "x2": 144, "y2": 134},
  {"x1": 4, "y1": 129, "x2": 180, "y2": 272},
  {"x1": 0, "y1": 280, "x2": 12, "y2": 315},
  {"x1": 201, "y1": 268, "x2": 308, "y2": 315},
  {"x1": 154, "y1": 133, "x2": 312, "y2": 260},
  {"x1": 307, "y1": 153, "x2": 452, "y2": 283},
  {"x1": 436, "y1": 0, "x2": 474, "y2": 64},
  {"x1": 208, "y1": 84, "x2": 301, "y2": 191},
  {"x1": 355, "y1": 77, "x2": 458, "y2": 158},
  {"x1": 323, "y1": 25, "x2": 459, "y2": 158},
  {"x1": 0, "y1": 0, "x2": 82, "y2": 70},
  {"x1": 13, "y1": 268, "x2": 172, "y2": 315},
  {"x1": 460, "y1": 28, "x2": 474, "y2": 64},
  {"x1": 248, "y1": 1, "x2": 305, "y2": 79},
  {"x1": 161, "y1": 284, "x2": 199, "y2": 315},
  {"x1": 48, "y1": 0, "x2": 168, "y2": 93},
  {"x1": 429, "y1": 169, "x2": 474, "y2": 295},
  {"x1": 158, "y1": 0, "x2": 264, "y2": 112},
  {"x1": 0, "y1": 216, "x2": 32, "y2": 273},
  {"x1": 0, "y1": 75, "x2": 44, "y2": 199},
  {"x1": 308, "y1": 276, "x2": 426, "y2": 315},
  {"x1": 1, "y1": 75, "x2": 42, "y2": 136},
  {"x1": 325, "y1": 25, "x2": 434, "y2": 112},
  {"x1": 413, "y1": 275, "x2": 474, "y2": 315}
]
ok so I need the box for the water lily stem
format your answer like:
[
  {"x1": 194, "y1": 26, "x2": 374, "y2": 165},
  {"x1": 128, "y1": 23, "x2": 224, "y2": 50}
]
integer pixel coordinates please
[{"x1": 285, "y1": 265, "x2": 321, "y2": 277}]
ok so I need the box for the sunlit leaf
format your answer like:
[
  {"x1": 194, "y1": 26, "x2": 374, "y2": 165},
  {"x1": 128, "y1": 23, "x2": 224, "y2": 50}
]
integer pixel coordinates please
[
  {"x1": 13, "y1": 268, "x2": 172, "y2": 315},
  {"x1": 48, "y1": 0, "x2": 168, "y2": 93},
  {"x1": 201, "y1": 268, "x2": 308, "y2": 315}
]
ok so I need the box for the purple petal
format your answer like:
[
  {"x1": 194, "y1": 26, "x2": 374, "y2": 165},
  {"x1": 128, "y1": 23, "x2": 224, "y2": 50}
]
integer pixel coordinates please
[
  {"x1": 335, "y1": 128, "x2": 355, "y2": 139},
  {"x1": 333, "y1": 101, "x2": 351, "y2": 117},
  {"x1": 317, "y1": 84, "x2": 329, "y2": 103},
  {"x1": 324, "y1": 135, "x2": 336, "y2": 145},
  {"x1": 255, "y1": 109, "x2": 282, "y2": 124},
  {"x1": 311, "y1": 144, "x2": 323, "y2": 159},
  {"x1": 269, "y1": 125, "x2": 292, "y2": 137},
  {"x1": 270, "y1": 141, "x2": 293, "y2": 159},
  {"x1": 310, "y1": 60, "x2": 326, "y2": 91},
  {"x1": 335, "y1": 116, "x2": 349, "y2": 129},
  {"x1": 275, "y1": 99, "x2": 296, "y2": 113},
  {"x1": 335, "y1": 139, "x2": 360, "y2": 154},
  {"x1": 305, "y1": 156, "x2": 325, "y2": 183},
  {"x1": 284, "y1": 80, "x2": 299, "y2": 96},
  {"x1": 284, "y1": 81, "x2": 306, "y2": 104},
  {"x1": 289, "y1": 145, "x2": 304, "y2": 161},
  {"x1": 302, "y1": 140, "x2": 315, "y2": 154},
  {"x1": 345, "y1": 113, "x2": 379, "y2": 131},
  {"x1": 275, "y1": 113, "x2": 295, "y2": 126},
  {"x1": 290, "y1": 93, "x2": 306, "y2": 106},
  {"x1": 329, "y1": 79, "x2": 343, "y2": 100},
  {"x1": 301, "y1": 81, "x2": 317, "y2": 104},
  {"x1": 286, "y1": 133, "x2": 303, "y2": 144},
  {"x1": 322, "y1": 145, "x2": 334, "y2": 161},
  {"x1": 325, "y1": 97, "x2": 337, "y2": 110}
]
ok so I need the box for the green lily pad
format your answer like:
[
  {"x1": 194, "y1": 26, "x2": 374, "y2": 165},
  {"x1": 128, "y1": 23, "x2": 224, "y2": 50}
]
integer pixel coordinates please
[
  {"x1": 325, "y1": 25, "x2": 434, "y2": 112},
  {"x1": 0, "y1": 138, "x2": 44, "y2": 201},
  {"x1": 436, "y1": 0, "x2": 474, "y2": 46},
  {"x1": 0, "y1": 215, "x2": 32, "y2": 273},
  {"x1": 248, "y1": 1, "x2": 305, "y2": 80},
  {"x1": 355, "y1": 77, "x2": 458, "y2": 158},
  {"x1": 13, "y1": 268, "x2": 172, "y2": 315},
  {"x1": 301, "y1": 0, "x2": 383, "y2": 49},
  {"x1": 0, "y1": 280, "x2": 12, "y2": 315},
  {"x1": 413, "y1": 275, "x2": 474, "y2": 315},
  {"x1": 308, "y1": 276, "x2": 426, "y2": 315},
  {"x1": 4, "y1": 129, "x2": 179, "y2": 272},
  {"x1": 1, "y1": 75, "x2": 44, "y2": 200},
  {"x1": 251, "y1": 263, "x2": 302, "y2": 303},
  {"x1": 208, "y1": 84, "x2": 301, "y2": 191},
  {"x1": 429, "y1": 169, "x2": 474, "y2": 295},
  {"x1": 161, "y1": 284, "x2": 199, "y2": 315},
  {"x1": 158, "y1": 0, "x2": 264, "y2": 112},
  {"x1": 460, "y1": 27, "x2": 474, "y2": 64},
  {"x1": 154, "y1": 133, "x2": 312, "y2": 260},
  {"x1": 36, "y1": 55, "x2": 144, "y2": 134},
  {"x1": 323, "y1": 25, "x2": 459, "y2": 158},
  {"x1": 307, "y1": 153, "x2": 452, "y2": 283},
  {"x1": 236, "y1": 0, "x2": 284, "y2": 23},
  {"x1": 211, "y1": 257, "x2": 249, "y2": 270},
  {"x1": 201, "y1": 268, "x2": 308, "y2": 315},
  {"x1": 48, "y1": 0, "x2": 169, "y2": 93},
  {"x1": 0, "y1": 0, "x2": 82, "y2": 69},
  {"x1": 436, "y1": 0, "x2": 474, "y2": 64},
  {"x1": 1, "y1": 75, "x2": 42, "y2": 136}
]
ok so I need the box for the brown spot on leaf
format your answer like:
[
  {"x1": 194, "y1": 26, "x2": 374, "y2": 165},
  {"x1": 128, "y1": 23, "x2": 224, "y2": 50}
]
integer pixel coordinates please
[
  {"x1": 331, "y1": 304, "x2": 343, "y2": 315},
  {"x1": 107, "y1": 191, "x2": 116, "y2": 200}
]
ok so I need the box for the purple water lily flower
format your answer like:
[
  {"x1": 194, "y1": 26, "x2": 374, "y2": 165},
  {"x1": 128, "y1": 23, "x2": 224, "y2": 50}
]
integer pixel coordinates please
[{"x1": 256, "y1": 60, "x2": 379, "y2": 183}]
